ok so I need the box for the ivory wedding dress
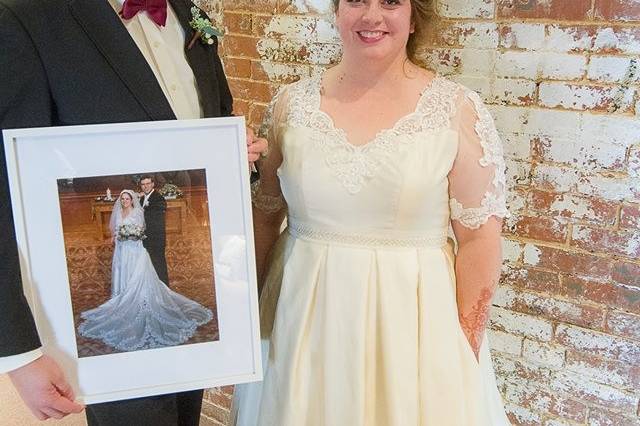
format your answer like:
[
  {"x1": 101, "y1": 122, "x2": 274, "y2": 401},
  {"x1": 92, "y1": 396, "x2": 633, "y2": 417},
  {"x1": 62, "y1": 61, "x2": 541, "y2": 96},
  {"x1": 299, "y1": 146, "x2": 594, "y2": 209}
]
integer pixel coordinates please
[
  {"x1": 234, "y1": 75, "x2": 511, "y2": 425},
  {"x1": 78, "y1": 194, "x2": 213, "y2": 352}
]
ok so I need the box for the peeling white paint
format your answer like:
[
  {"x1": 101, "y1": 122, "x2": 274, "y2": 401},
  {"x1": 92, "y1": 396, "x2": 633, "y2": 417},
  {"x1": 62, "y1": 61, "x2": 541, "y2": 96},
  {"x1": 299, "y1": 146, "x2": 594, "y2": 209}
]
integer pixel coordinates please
[{"x1": 523, "y1": 244, "x2": 541, "y2": 266}]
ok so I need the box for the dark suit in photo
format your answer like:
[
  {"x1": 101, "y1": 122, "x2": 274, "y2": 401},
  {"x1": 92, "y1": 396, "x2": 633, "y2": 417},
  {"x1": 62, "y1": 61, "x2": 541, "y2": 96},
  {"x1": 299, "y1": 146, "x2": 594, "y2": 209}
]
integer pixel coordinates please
[
  {"x1": 143, "y1": 189, "x2": 170, "y2": 285},
  {"x1": 0, "y1": 0, "x2": 232, "y2": 424}
]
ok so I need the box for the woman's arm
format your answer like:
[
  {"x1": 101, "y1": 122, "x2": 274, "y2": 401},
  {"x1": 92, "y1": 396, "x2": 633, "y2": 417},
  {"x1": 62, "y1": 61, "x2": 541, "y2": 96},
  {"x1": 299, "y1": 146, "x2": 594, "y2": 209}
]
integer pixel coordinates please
[
  {"x1": 453, "y1": 218, "x2": 502, "y2": 358},
  {"x1": 448, "y1": 88, "x2": 509, "y2": 359}
]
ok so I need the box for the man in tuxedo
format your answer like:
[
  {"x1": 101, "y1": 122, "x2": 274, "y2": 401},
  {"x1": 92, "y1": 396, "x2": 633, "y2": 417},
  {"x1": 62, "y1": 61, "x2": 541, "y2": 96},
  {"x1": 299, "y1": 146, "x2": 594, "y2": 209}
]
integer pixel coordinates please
[
  {"x1": 140, "y1": 175, "x2": 170, "y2": 285},
  {"x1": 0, "y1": 0, "x2": 267, "y2": 424}
]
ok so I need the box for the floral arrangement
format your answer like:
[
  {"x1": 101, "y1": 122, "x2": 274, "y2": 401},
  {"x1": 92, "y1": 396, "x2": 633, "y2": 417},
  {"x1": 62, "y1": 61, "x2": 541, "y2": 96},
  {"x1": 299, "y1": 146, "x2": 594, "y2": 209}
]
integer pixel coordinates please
[
  {"x1": 117, "y1": 224, "x2": 146, "y2": 241},
  {"x1": 158, "y1": 183, "x2": 183, "y2": 199},
  {"x1": 188, "y1": 7, "x2": 223, "y2": 48}
]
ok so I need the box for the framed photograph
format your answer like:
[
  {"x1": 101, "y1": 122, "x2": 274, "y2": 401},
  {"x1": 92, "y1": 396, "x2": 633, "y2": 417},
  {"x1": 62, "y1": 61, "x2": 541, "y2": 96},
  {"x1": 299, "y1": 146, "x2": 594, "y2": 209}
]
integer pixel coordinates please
[{"x1": 3, "y1": 117, "x2": 261, "y2": 404}]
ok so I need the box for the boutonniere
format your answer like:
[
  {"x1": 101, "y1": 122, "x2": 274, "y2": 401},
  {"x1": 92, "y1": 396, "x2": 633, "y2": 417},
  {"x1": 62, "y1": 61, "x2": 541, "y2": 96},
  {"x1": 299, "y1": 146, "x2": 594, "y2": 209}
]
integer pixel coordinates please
[{"x1": 188, "y1": 7, "x2": 223, "y2": 49}]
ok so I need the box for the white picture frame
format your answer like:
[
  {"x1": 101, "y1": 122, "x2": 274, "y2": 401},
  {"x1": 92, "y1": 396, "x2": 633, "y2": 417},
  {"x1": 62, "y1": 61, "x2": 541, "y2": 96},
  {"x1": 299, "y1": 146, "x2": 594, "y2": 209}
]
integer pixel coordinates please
[{"x1": 3, "y1": 117, "x2": 262, "y2": 404}]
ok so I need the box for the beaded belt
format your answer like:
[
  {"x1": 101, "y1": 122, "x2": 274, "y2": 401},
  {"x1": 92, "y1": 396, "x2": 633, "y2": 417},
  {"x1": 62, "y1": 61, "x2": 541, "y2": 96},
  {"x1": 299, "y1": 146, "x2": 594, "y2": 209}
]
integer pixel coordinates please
[{"x1": 287, "y1": 219, "x2": 447, "y2": 249}]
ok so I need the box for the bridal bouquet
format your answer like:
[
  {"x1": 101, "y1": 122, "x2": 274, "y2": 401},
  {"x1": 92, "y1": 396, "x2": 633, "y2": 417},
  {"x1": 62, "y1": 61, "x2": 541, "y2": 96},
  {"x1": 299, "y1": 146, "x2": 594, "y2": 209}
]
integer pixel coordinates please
[{"x1": 117, "y1": 224, "x2": 146, "y2": 241}]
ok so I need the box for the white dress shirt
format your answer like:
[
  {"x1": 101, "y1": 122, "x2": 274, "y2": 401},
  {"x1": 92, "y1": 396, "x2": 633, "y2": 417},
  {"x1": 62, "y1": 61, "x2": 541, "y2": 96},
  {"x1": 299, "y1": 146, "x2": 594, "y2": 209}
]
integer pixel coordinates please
[{"x1": 0, "y1": 0, "x2": 202, "y2": 374}]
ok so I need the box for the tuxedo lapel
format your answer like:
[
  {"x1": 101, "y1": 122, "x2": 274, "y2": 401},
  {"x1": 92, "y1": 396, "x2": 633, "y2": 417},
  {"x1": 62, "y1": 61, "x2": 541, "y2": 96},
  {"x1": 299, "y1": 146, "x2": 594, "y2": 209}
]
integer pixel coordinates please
[
  {"x1": 168, "y1": 0, "x2": 221, "y2": 118},
  {"x1": 67, "y1": 0, "x2": 176, "y2": 121}
]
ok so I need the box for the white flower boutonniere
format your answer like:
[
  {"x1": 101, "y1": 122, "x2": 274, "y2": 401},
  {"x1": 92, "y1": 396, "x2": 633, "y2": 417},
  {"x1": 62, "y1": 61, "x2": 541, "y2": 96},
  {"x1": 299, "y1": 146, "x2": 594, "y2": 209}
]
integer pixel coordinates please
[{"x1": 188, "y1": 7, "x2": 223, "y2": 49}]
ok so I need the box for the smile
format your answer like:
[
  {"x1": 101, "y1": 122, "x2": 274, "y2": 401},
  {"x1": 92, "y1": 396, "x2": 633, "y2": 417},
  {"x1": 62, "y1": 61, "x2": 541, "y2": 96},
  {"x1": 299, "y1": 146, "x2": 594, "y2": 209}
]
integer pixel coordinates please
[{"x1": 356, "y1": 30, "x2": 387, "y2": 43}]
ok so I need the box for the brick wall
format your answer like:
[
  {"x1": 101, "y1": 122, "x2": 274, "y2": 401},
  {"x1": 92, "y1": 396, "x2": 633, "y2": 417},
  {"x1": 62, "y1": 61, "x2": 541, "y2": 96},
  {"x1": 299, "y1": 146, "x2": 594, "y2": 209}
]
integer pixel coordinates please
[{"x1": 197, "y1": 1, "x2": 640, "y2": 425}]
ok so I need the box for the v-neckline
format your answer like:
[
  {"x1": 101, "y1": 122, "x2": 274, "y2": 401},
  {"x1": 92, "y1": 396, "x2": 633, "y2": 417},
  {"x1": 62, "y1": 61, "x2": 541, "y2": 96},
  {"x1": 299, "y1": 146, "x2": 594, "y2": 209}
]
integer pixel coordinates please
[{"x1": 313, "y1": 72, "x2": 441, "y2": 151}]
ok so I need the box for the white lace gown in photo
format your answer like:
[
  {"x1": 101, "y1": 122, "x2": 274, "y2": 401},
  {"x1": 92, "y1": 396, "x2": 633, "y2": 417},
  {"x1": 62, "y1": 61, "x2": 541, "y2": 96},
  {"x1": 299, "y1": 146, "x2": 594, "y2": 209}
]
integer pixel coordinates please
[
  {"x1": 234, "y1": 75, "x2": 511, "y2": 425},
  {"x1": 78, "y1": 209, "x2": 213, "y2": 352}
]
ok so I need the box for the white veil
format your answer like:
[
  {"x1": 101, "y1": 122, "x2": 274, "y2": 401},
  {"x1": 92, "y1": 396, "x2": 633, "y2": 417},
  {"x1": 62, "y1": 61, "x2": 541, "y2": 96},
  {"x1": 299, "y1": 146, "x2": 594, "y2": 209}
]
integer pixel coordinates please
[{"x1": 109, "y1": 189, "x2": 144, "y2": 234}]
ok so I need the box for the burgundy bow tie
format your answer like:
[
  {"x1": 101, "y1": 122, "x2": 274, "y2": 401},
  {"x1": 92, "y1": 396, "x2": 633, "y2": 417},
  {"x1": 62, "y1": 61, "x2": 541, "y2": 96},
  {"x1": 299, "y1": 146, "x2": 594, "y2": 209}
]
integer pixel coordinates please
[{"x1": 120, "y1": 0, "x2": 168, "y2": 27}]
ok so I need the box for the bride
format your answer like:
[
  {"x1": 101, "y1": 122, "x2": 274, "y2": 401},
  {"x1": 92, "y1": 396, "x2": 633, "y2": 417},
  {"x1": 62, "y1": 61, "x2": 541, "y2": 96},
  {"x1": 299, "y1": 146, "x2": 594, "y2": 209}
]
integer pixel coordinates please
[{"x1": 78, "y1": 189, "x2": 213, "y2": 352}]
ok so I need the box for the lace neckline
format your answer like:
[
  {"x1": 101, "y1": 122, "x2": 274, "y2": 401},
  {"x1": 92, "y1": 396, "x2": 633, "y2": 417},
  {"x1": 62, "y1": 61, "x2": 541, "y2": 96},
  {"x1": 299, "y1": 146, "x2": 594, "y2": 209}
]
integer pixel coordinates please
[{"x1": 311, "y1": 72, "x2": 443, "y2": 152}]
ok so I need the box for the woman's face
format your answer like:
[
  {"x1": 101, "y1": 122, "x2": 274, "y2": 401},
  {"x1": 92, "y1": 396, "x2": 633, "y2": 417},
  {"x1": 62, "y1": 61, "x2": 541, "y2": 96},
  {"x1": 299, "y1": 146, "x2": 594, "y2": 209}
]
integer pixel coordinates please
[
  {"x1": 335, "y1": 0, "x2": 413, "y2": 63},
  {"x1": 121, "y1": 193, "x2": 132, "y2": 209}
]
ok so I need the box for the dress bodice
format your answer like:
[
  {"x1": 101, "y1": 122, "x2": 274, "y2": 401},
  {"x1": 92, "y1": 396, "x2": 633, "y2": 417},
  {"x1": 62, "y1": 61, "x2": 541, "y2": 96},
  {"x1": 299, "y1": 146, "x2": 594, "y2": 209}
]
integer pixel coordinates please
[{"x1": 257, "y1": 75, "x2": 508, "y2": 245}]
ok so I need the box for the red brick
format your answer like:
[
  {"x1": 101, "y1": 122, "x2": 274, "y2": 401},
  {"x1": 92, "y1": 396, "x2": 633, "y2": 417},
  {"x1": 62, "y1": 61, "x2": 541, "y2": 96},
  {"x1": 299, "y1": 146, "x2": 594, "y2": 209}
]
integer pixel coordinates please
[
  {"x1": 595, "y1": 0, "x2": 640, "y2": 21},
  {"x1": 620, "y1": 203, "x2": 640, "y2": 230},
  {"x1": 228, "y1": 78, "x2": 274, "y2": 103},
  {"x1": 497, "y1": 0, "x2": 593, "y2": 21},
  {"x1": 525, "y1": 245, "x2": 612, "y2": 281},
  {"x1": 571, "y1": 225, "x2": 640, "y2": 258},
  {"x1": 223, "y1": 57, "x2": 252, "y2": 79},
  {"x1": 251, "y1": 15, "x2": 272, "y2": 37},
  {"x1": 563, "y1": 275, "x2": 640, "y2": 314},
  {"x1": 502, "y1": 266, "x2": 561, "y2": 292},
  {"x1": 249, "y1": 103, "x2": 268, "y2": 128},
  {"x1": 223, "y1": 35, "x2": 260, "y2": 59},
  {"x1": 223, "y1": 12, "x2": 253, "y2": 34},
  {"x1": 506, "y1": 215, "x2": 568, "y2": 243},
  {"x1": 232, "y1": 99, "x2": 250, "y2": 117},
  {"x1": 527, "y1": 190, "x2": 618, "y2": 225},
  {"x1": 222, "y1": 0, "x2": 278, "y2": 13},
  {"x1": 612, "y1": 261, "x2": 640, "y2": 288}
]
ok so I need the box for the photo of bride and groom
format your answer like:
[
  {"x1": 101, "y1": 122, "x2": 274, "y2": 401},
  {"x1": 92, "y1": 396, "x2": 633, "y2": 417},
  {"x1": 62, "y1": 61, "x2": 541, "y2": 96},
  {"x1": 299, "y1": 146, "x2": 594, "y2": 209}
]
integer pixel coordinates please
[{"x1": 57, "y1": 169, "x2": 218, "y2": 358}]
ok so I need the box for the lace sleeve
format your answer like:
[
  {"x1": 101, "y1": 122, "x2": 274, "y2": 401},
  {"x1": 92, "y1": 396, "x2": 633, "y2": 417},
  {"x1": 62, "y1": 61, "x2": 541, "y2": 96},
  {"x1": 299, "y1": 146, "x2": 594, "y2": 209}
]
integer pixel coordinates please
[
  {"x1": 448, "y1": 89, "x2": 509, "y2": 229},
  {"x1": 252, "y1": 84, "x2": 289, "y2": 214}
]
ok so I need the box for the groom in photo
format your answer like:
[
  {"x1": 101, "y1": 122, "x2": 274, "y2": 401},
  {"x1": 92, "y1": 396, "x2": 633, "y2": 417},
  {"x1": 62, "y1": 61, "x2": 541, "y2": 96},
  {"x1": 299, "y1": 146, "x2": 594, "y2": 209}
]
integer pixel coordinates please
[
  {"x1": 140, "y1": 175, "x2": 170, "y2": 286},
  {"x1": 0, "y1": 0, "x2": 267, "y2": 424}
]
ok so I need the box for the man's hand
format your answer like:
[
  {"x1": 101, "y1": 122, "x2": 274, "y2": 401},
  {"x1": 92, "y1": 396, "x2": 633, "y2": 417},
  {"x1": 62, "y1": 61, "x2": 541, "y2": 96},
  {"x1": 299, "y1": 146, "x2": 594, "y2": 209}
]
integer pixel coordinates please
[
  {"x1": 246, "y1": 127, "x2": 268, "y2": 169},
  {"x1": 8, "y1": 355, "x2": 84, "y2": 420}
]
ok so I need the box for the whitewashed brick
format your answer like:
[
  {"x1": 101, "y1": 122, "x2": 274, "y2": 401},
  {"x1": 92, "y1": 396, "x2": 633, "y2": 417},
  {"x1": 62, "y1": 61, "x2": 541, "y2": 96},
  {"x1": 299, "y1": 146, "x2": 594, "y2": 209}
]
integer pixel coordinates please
[
  {"x1": 501, "y1": 238, "x2": 522, "y2": 263},
  {"x1": 525, "y1": 108, "x2": 582, "y2": 138},
  {"x1": 531, "y1": 164, "x2": 581, "y2": 192},
  {"x1": 490, "y1": 307, "x2": 553, "y2": 341},
  {"x1": 588, "y1": 56, "x2": 640, "y2": 83},
  {"x1": 495, "y1": 51, "x2": 539, "y2": 78},
  {"x1": 506, "y1": 188, "x2": 527, "y2": 214},
  {"x1": 505, "y1": 159, "x2": 531, "y2": 188},
  {"x1": 502, "y1": 133, "x2": 532, "y2": 161},
  {"x1": 555, "y1": 324, "x2": 640, "y2": 364},
  {"x1": 504, "y1": 403, "x2": 543, "y2": 425},
  {"x1": 539, "y1": 82, "x2": 635, "y2": 112},
  {"x1": 576, "y1": 174, "x2": 638, "y2": 202},
  {"x1": 545, "y1": 419, "x2": 580, "y2": 426},
  {"x1": 540, "y1": 53, "x2": 587, "y2": 80},
  {"x1": 459, "y1": 48, "x2": 496, "y2": 76},
  {"x1": 546, "y1": 25, "x2": 594, "y2": 52},
  {"x1": 536, "y1": 137, "x2": 627, "y2": 170},
  {"x1": 488, "y1": 329, "x2": 524, "y2": 356},
  {"x1": 523, "y1": 244, "x2": 541, "y2": 266},
  {"x1": 263, "y1": 16, "x2": 338, "y2": 43},
  {"x1": 594, "y1": 27, "x2": 640, "y2": 54},
  {"x1": 437, "y1": 0, "x2": 494, "y2": 19},
  {"x1": 630, "y1": 147, "x2": 640, "y2": 177},
  {"x1": 500, "y1": 23, "x2": 546, "y2": 50},
  {"x1": 523, "y1": 340, "x2": 566, "y2": 368},
  {"x1": 441, "y1": 22, "x2": 499, "y2": 48},
  {"x1": 580, "y1": 114, "x2": 640, "y2": 147},
  {"x1": 565, "y1": 353, "x2": 639, "y2": 389},
  {"x1": 259, "y1": 61, "x2": 310, "y2": 82},
  {"x1": 550, "y1": 371, "x2": 639, "y2": 412}
]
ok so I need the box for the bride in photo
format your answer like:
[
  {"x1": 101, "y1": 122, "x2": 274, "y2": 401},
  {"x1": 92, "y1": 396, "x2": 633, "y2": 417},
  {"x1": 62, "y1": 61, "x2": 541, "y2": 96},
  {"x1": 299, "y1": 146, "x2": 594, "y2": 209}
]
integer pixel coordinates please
[{"x1": 78, "y1": 189, "x2": 213, "y2": 352}]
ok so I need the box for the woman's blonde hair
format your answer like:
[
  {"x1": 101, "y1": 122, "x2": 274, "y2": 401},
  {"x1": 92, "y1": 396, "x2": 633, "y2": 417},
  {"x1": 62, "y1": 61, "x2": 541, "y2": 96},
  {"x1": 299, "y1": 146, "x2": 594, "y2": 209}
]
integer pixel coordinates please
[{"x1": 332, "y1": 0, "x2": 432, "y2": 65}]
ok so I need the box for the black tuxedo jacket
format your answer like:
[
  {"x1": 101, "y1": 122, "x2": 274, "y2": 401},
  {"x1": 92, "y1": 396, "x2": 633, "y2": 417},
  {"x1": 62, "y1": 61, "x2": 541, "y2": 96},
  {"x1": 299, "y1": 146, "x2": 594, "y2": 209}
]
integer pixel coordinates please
[
  {"x1": 143, "y1": 190, "x2": 167, "y2": 247},
  {"x1": 0, "y1": 0, "x2": 233, "y2": 357}
]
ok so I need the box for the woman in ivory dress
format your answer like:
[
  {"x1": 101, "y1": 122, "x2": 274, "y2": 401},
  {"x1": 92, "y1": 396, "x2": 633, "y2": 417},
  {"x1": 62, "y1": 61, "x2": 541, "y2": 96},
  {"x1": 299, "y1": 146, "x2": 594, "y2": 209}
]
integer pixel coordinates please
[
  {"x1": 78, "y1": 190, "x2": 212, "y2": 352},
  {"x1": 235, "y1": 0, "x2": 511, "y2": 424}
]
